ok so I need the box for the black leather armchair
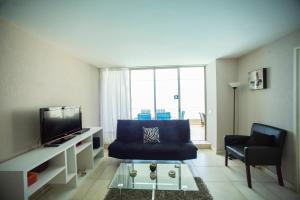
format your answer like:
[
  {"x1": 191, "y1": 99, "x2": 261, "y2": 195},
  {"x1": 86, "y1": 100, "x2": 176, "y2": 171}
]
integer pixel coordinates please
[{"x1": 224, "y1": 123, "x2": 287, "y2": 188}]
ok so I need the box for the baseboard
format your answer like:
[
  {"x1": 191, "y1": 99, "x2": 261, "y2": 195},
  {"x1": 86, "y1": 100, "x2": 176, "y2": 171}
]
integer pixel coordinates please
[
  {"x1": 194, "y1": 141, "x2": 211, "y2": 149},
  {"x1": 260, "y1": 166, "x2": 295, "y2": 189},
  {"x1": 216, "y1": 149, "x2": 225, "y2": 155},
  {"x1": 210, "y1": 144, "x2": 216, "y2": 152},
  {"x1": 210, "y1": 145, "x2": 225, "y2": 155},
  {"x1": 210, "y1": 146, "x2": 224, "y2": 155}
]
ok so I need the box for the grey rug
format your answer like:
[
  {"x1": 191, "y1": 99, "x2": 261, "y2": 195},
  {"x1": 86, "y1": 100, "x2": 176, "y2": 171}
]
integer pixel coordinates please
[{"x1": 104, "y1": 177, "x2": 213, "y2": 200}]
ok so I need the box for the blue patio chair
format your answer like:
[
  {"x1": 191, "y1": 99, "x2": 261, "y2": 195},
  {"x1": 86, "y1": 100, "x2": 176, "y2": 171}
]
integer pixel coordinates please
[
  {"x1": 157, "y1": 112, "x2": 171, "y2": 120},
  {"x1": 137, "y1": 113, "x2": 151, "y2": 120}
]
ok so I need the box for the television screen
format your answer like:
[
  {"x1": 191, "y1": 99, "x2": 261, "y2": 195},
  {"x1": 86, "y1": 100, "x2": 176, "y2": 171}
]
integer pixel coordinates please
[{"x1": 40, "y1": 106, "x2": 82, "y2": 144}]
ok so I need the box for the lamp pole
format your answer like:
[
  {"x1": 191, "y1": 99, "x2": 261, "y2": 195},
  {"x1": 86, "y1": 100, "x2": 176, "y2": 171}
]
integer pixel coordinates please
[
  {"x1": 229, "y1": 82, "x2": 240, "y2": 135},
  {"x1": 233, "y1": 87, "x2": 237, "y2": 135}
]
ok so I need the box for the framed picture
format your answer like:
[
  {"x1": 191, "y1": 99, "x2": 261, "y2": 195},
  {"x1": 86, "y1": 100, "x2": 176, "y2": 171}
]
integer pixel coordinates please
[{"x1": 248, "y1": 68, "x2": 267, "y2": 90}]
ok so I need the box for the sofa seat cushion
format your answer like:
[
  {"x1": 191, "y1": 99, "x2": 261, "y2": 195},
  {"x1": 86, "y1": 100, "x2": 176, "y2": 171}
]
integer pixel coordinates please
[
  {"x1": 108, "y1": 141, "x2": 197, "y2": 160},
  {"x1": 226, "y1": 145, "x2": 245, "y2": 161}
]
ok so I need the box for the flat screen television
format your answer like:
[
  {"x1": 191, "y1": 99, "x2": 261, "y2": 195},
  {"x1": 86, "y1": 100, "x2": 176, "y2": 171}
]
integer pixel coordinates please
[{"x1": 40, "y1": 106, "x2": 82, "y2": 144}]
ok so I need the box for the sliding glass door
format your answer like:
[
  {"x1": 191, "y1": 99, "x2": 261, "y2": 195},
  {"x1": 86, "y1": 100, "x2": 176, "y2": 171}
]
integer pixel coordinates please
[
  {"x1": 155, "y1": 68, "x2": 179, "y2": 120},
  {"x1": 130, "y1": 66, "x2": 206, "y2": 141},
  {"x1": 180, "y1": 67, "x2": 206, "y2": 140},
  {"x1": 130, "y1": 69, "x2": 155, "y2": 120}
]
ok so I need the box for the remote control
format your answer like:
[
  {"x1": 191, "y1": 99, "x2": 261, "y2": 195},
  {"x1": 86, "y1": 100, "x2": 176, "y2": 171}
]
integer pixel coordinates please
[{"x1": 44, "y1": 143, "x2": 60, "y2": 147}]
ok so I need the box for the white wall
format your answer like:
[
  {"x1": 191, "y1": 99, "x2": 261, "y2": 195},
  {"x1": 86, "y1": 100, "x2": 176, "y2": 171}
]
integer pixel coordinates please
[
  {"x1": 216, "y1": 59, "x2": 238, "y2": 152},
  {"x1": 205, "y1": 28, "x2": 300, "y2": 188},
  {"x1": 0, "y1": 19, "x2": 100, "y2": 162},
  {"x1": 206, "y1": 61, "x2": 217, "y2": 149},
  {"x1": 237, "y1": 29, "x2": 300, "y2": 187},
  {"x1": 206, "y1": 59, "x2": 238, "y2": 152}
]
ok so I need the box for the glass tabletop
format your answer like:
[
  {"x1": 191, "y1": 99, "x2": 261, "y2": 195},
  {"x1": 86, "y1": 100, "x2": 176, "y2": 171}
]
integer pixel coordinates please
[{"x1": 109, "y1": 161, "x2": 199, "y2": 191}]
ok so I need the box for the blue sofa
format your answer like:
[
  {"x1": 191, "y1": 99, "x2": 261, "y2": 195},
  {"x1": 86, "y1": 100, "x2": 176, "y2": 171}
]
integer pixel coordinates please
[{"x1": 108, "y1": 120, "x2": 198, "y2": 160}]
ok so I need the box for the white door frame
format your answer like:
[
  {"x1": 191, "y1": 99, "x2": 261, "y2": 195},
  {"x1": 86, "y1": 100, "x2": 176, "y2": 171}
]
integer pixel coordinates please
[{"x1": 294, "y1": 46, "x2": 300, "y2": 193}]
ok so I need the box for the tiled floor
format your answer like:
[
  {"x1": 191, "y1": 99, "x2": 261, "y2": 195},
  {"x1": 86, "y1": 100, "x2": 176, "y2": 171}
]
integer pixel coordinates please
[
  {"x1": 40, "y1": 149, "x2": 300, "y2": 200},
  {"x1": 187, "y1": 150, "x2": 300, "y2": 200}
]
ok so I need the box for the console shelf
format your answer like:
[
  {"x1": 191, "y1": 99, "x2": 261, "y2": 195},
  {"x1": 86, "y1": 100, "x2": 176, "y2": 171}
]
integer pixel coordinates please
[
  {"x1": 76, "y1": 142, "x2": 92, "y2": 154},
  {"x1": 0, "y1": 127, "x2": 103, "y2": 200},
  {"x1": 66, "y1": 172, "x2": 76, "y2": 183},
  {"x1": 28, "y1": 165, "x2": 65, "y2": 196},
  {"x1": 93, "y1": 147, "x2": 104, "y2": 157}
]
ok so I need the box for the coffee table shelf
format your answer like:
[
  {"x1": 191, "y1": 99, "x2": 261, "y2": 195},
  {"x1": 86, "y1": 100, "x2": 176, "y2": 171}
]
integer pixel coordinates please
[{"x1": 109, "y1": 161, "x2": 198, "y2": 200}]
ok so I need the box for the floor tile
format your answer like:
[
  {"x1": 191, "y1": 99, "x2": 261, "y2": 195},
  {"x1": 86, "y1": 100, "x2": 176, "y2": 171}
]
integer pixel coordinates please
[
  {"x1": 251, "y1": 167, "x2": 277, "y2": 182},
  {"x1": 84, "y1": 180, "x2": 110, "y2": 200},
  {"x1": 232, "y1": 181, "x2": 281, "y2": 200},
  {"x1": 205, "y1": 181, "x2": 247, "y2": 200},
  {"x1": 98, "y1": 164, "x2": 119, "y2": 181},
  {"x1": 264, "y1": 182, "x2": 300, "y2": 200},
  {"x1": 72, "y1": 179, "x2": 95, "y2": 199},
  {"x1": 193, "y1": 166, "x2": 230, "y2": 181},
  {"x1": 222, "y1": 165, "x2": 248, "y2": 181},
  {"x1": 192, "y1": 153, "x2": 222, "y2": 167},
  {"x1": 224, "y1": 157, "x2": 244, "y2": 166}
]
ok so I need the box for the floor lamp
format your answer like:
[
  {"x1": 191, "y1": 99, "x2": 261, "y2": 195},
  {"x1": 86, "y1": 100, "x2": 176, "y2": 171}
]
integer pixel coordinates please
[{"x1": 229, "y1": 82, "x2": 240, "y2": 135}]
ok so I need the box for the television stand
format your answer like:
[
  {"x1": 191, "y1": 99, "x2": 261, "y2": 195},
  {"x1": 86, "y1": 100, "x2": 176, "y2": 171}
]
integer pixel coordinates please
[
  {"x1": 45, "y1": 135, "x2": 76, "y2": 147},
  {"x1": 0, "y1": 127, "x2": 104, "y2": 200},
  {"x1": 74, "y1": 128, "x2": 90, "y2": 135},
  {"x1": 44, "y1": 143, "x2": 60, "y2": 147}
]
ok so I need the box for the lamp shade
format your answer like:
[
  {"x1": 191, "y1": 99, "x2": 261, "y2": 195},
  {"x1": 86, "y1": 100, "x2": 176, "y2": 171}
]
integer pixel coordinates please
[{"x1": 229, "y1": 82, "x2": 240, "y2": 88}]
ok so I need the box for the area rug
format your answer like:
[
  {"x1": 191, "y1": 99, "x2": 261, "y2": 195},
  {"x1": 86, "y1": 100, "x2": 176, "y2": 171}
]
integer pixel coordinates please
[{"x1": 104, "y1": 177, "x2": 213, "y2": 200}]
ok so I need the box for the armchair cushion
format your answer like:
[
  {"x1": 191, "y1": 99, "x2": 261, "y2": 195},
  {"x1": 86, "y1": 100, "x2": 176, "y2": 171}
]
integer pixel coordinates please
[
  {"x1": 246, "y1": 132, "x2": 275, "y2": 146},
  {"x1": 244, "y1": 146, "x2": 281, "y2": 165},
  {"x1": 226, "y1": 145, "x2": 245, "y2": 161},
  {"x1": 224, "y1": 135, "x2": 250, "y2": 146}
]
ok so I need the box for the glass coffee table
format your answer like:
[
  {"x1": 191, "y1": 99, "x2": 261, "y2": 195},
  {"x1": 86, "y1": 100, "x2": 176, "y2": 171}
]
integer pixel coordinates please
[{"x1": 109, "y1": 161, "x2": 199, "y2": 200}]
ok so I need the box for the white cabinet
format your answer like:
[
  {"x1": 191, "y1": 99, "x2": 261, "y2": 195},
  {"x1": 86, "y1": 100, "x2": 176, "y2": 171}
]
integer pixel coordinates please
[{"x1": 0, "y1": 127, "x2": 103, "y2": 200}]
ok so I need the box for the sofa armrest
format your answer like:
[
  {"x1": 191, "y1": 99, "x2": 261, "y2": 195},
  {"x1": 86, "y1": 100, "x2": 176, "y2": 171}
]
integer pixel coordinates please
[
  {"x1": 224, "y1": 135, "x2": 250, "y2": 147},
  {"x1": 244, "y1": 146, "x2": 281, "y2": 165}
]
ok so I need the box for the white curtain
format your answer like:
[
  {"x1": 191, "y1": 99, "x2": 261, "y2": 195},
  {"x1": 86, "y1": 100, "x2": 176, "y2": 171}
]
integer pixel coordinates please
[{"x1": 100, "y1": 68, "x2": 130, "y2": 143}]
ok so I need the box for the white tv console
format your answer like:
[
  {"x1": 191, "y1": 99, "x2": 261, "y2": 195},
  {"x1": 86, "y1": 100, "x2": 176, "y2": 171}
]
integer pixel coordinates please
[{"x1": 0, "y1": 127, "x2": 103, "y2": 200}]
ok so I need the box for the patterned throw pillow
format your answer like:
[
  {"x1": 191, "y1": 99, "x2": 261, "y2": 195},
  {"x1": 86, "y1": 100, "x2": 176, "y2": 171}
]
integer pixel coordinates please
[{"x1": 143, "y1": 127, "x2": 160, "y2": 144}]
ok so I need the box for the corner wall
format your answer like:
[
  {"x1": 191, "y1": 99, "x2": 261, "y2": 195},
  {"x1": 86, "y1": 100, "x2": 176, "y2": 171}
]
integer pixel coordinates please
[
  {"x1": 0, "y1": 19, "x2": 100, "y2": 162},
  {"x1": 216, "y1": 59, "x2": 238, "y2": 152},
  {"x1": 206, "y1": 59, "x2": 238, "y2": 152},
  {"x1": 206, "y1": 61, "x2": 217, "y2": 150},
  {"x1": 237, "y1": 29, "x2": 300, "y2": 186}
]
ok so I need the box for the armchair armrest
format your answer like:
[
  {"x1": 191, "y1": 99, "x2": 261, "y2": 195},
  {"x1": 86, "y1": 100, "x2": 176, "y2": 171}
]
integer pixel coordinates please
[
  {"x1": 244, "y1": 146, "x2": 281, "y2": 165},
  {"x1": 224, "y1": 135, "x2": 250, "y2": 147}
]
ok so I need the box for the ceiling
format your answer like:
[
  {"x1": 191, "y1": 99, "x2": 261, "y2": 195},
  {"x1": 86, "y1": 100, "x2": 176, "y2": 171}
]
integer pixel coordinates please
[{"x1": 0, "y1": 0, "x2": 300, "y2": 67}]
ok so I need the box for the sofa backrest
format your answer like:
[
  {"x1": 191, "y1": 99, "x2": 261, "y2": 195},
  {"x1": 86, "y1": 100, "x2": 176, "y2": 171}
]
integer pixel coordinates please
[
  {"x1": 251, "y1": 123, "x2": 287, "y2": 149},
  {"x1": 116, "y1": 120, "x2": 190, "y2": 143}
]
